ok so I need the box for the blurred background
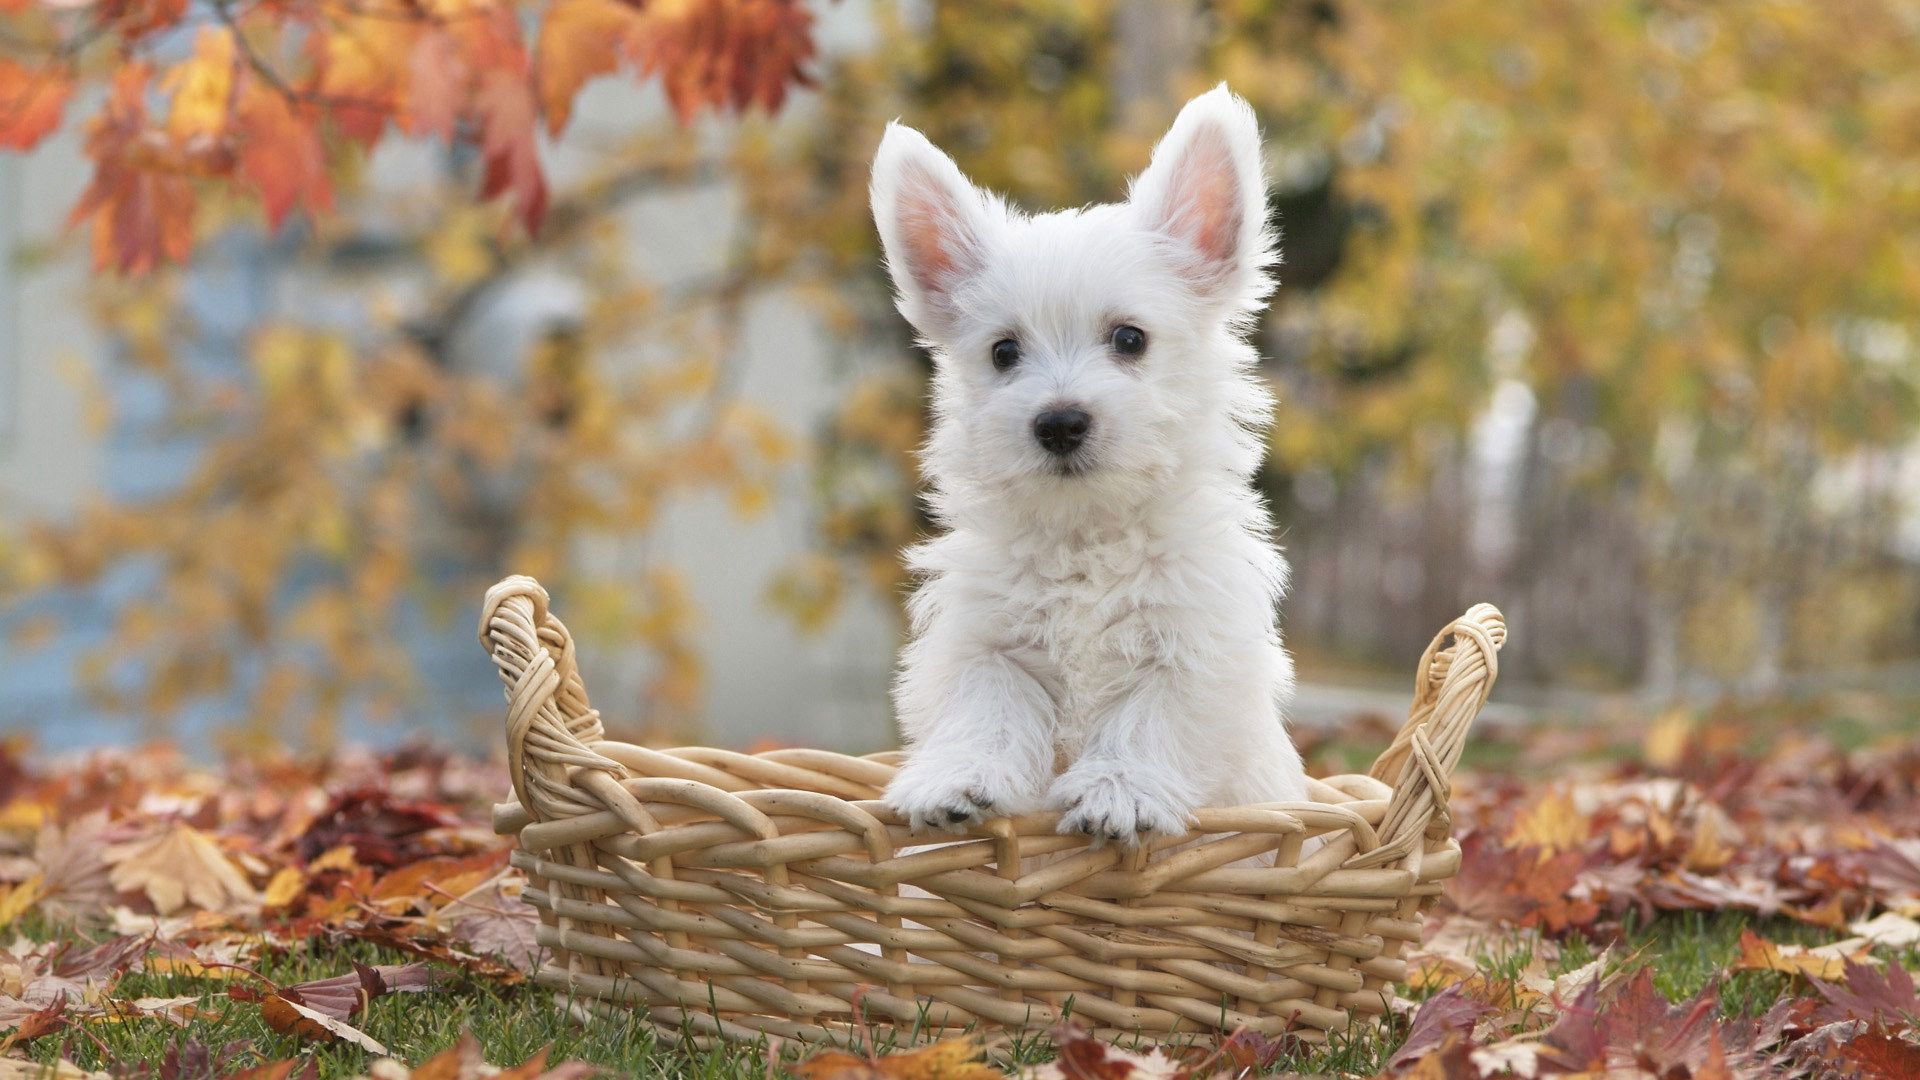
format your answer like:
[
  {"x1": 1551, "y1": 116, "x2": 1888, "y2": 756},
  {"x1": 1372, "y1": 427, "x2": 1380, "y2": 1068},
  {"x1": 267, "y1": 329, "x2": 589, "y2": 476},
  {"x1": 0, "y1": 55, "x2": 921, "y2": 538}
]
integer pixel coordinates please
[{"x1": 2, "y1": 0, "x2": 1917, "y2": 755}]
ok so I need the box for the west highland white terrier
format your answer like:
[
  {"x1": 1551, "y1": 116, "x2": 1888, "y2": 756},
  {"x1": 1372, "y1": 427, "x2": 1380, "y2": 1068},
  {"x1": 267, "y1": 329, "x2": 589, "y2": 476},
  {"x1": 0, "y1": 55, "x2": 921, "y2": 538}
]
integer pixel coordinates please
[{"x1": 871, "y1": 85, "x2": 1309, "y2": 847}]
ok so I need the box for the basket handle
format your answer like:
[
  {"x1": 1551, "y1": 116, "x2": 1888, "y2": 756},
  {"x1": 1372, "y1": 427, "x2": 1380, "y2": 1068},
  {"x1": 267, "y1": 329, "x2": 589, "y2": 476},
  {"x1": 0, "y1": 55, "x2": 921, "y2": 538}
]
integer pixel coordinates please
[
  {"x1": 1344, "y1": 603, "x2": 1506, "y2": 870},
  {"x1": 479, "y1": 575, "x2": 628, "y2": 822}
]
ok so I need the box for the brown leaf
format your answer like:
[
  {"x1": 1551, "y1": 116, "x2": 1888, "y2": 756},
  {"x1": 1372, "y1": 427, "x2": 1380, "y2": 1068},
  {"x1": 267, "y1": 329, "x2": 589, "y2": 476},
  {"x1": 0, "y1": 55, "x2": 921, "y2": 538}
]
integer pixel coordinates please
[
  {"x1": 261, "y1": 993, "x2": 389, "y2": 1055},
  {"x1": 1831, "y1": 1030, "x2": 1920, "y2": 1079},
  {"x1": 1023, "y1": 1026, "x2": 1189, "y2": 1080},
  {"x1": 282, "y1": 962, "x2": 438, "y2": 1022},
  {"x1": 1811, "y1": 959, "x2": 1920, "y2": 1027},
  {"x1": 32, "y1": 812, "x2": 116, "y2": 927},
  {"x1": 50, "y1": 934, "x2": 149, "y2": 984},
  {"x1": 444, "y1": 876, "x2": 542, "y2": 972},
  {"x1": 0, "y1": 992, "x2": 68, "y2": 1048},
  {"x1": 233, "y1": 962, "x2": 436, "y2": 1051},
  {"x1": 294, "y1": 790, "x2": 461, "y2": 870},
  {"x1": 1444, "y1": 832, "x2": 1600, "y2": 932},
  {"x1": 1390, "y1": 986, "x2": 1494, "y2": 1069}
]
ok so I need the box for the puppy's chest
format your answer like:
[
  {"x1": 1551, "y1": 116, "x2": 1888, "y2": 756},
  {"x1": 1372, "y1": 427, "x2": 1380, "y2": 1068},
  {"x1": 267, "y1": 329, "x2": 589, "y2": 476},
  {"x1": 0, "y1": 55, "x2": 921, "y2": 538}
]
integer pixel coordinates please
[{"x1": 995, "y1": 551, "x2": 1164, "y2": 735}]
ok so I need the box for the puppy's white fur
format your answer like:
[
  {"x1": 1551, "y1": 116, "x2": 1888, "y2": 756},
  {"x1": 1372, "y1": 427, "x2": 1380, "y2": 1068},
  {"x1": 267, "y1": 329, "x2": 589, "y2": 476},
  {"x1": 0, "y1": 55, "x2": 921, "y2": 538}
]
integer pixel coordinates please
[{"x1": 872, "y1": 86, "x2": 1308, "y2": 846}]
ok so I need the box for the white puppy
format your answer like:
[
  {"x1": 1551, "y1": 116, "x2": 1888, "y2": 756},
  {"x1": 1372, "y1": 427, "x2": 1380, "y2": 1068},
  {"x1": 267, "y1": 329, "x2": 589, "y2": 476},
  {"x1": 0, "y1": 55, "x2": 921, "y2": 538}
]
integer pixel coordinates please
[{"x1": 872, "y1": 86, "x2": 1308, "y2": 847}]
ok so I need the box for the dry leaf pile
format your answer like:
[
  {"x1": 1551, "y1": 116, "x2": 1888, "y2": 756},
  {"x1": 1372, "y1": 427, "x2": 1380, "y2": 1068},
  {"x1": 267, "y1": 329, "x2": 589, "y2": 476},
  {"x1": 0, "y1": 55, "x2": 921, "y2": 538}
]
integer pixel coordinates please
[
  {"x1": 1337, "y1": 712, "x2": 1920, "y2": 1077},
  {"x1": 0, "y1": 741, "x2": 568, "y2": 1074},
  {"x1": 6, "y1": 713, "x2": 1920, "y2": 1078}
]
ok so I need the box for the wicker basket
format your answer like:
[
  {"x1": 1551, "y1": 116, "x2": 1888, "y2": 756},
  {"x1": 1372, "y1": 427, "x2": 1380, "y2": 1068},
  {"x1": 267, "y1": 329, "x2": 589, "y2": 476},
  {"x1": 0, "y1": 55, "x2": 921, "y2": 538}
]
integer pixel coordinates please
[{"x1": 484, "y1": 574, "x2": 1505, "y2": 1046}]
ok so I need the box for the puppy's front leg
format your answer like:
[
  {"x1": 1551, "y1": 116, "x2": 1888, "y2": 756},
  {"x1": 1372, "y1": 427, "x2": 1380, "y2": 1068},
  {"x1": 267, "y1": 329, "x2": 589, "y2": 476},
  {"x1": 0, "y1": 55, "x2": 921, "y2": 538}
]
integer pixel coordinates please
[
  {"x1": 1048, "y1": 662, "x2": 1212, "y2": 845},
  {"x1": 886, "y1": 636, "x2": 1055, "y2": 834}
]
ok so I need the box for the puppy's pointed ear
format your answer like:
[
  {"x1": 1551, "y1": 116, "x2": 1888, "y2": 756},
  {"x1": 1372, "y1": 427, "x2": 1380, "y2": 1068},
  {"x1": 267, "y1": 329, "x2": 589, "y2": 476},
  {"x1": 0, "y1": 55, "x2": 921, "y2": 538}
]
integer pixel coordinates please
[
  {"x1": 1129, "y1": 85, "x2": 1274, "y2": 304},
  {"x1": 871, "y1": 123, "x2": 1000, "y2": 336}
]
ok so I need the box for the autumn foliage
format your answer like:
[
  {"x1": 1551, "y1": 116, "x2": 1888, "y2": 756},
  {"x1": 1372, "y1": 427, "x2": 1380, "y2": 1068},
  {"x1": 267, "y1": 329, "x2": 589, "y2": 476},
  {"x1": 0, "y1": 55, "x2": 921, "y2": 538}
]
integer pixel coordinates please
[
  {"x1": 0, "y1": 711, "x2": 1912, "y2": 1074},
  {"x1": 0, "y1": 0, "x2": 816, "y2": 271}
]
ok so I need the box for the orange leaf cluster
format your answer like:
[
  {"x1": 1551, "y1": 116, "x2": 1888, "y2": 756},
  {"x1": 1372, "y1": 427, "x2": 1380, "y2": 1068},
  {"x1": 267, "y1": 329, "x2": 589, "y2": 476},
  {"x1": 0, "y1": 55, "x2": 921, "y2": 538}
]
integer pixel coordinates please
[{"x1": 1, "y1": 0, "x2": 817, "y2": 271}]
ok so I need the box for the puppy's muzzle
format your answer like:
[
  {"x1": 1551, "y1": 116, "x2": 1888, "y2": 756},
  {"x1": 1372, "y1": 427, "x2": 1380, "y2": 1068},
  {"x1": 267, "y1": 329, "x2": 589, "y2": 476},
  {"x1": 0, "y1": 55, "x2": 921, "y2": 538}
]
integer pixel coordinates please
[{"x1": 1033, "y1": 408, "x2": 1092, "y2": 457}]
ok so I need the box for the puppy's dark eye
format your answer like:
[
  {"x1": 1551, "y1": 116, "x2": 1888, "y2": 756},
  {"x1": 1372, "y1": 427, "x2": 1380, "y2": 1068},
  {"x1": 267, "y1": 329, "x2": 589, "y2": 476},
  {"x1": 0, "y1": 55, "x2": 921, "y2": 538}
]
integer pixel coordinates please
[
  {"x1": 991, "y1": 339, "x2": 1021, "y2": 371},
  {"x1": 1111, "y1": 325, "x2": 1147, "y2": 356}
]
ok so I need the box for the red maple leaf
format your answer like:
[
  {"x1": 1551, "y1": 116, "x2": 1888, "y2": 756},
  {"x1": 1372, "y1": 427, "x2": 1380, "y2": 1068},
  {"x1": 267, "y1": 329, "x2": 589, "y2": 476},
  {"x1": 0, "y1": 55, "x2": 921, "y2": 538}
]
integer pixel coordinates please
[
  {"x1": 1830, "y1": 1030, "x2": 1920, "y2": 1080},
  {"x1": 635, "y1": 0, "x2": 817, "y2": 121},
  {"x1": 1443, "y1": 831, "x2": 1602, "y2": 932},
  {"x1": 0, "y1": 61, "x2": 73, "y2": 151},
  {"x1": 234, "y1": 82, "x2": 335, "y2": 228},
  {"x1": 475, "y1": 70, "x2": 550, "y2": 233},
  {"x1": 67, "y1": 65, "x2": 200, "y2": 274}
]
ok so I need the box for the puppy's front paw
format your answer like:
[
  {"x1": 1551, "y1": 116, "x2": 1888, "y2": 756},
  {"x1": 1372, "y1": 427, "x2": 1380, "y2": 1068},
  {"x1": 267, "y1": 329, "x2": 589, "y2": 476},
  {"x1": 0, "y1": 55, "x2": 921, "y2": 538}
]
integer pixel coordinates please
[
  {"x1": 885, "y1": 755, "x2": 1039, "y2": 834},
  {"x1": 1048, "y1": 764, "x2": 1193, "y2": 846}
]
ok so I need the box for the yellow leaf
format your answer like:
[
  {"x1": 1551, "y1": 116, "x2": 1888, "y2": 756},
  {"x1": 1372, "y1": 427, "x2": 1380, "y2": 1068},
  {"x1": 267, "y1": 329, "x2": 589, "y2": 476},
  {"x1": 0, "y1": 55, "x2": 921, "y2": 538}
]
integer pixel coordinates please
[
  {"x1": 163, "y1": 28, "x2": 236, "y2": 144},
  {"x1": 0, "y1": 800, "x2": 47, "y2": 834},
  {"x1": 262, "y1": 866, "x2": 306, "y2": 909},
  {"x1": 309, "y1": 845, "x2": 360, "y2": 874},
  {"x1": 1643, "y1": 708, "x2": 1695, "y2": 771},
  {"x1": 425, "y1": 208, "x2": 495, "y2": 286},
  {"x1": 0, "y1": 874, "x2": 43, "y2": 928},
  {"x1": 1732, "y1": 929, "x2": 1866, "y2": 981},
  {"x1": 1683, "y1": 804, "x2": 1738, "y2": 873},
  {"x1": 1505, "y1": 788, "x2": 1587, "y2": 859},
  {"x1": 250, "y1": 325, "x2": 306, "y2": 400}
]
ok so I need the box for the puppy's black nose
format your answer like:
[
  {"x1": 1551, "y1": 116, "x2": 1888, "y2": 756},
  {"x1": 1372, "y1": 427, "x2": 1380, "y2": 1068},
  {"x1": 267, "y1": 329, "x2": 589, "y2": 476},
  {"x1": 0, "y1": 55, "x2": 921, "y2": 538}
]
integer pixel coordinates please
[{"x1": 1033, "y1": 408, "x2": 1092, "y2": 456}]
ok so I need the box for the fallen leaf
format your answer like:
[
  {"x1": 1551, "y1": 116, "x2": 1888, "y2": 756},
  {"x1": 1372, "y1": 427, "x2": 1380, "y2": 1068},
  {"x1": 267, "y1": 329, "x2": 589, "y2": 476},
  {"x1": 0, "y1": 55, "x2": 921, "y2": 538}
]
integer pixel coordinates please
[
  {"x1": 1642, "y1": 708, "x2": 1696, "y2": 772},
  {"x1": 104, "y1": 823, "x2": 259, "y2": 916},
  {"x1": 32, "y1": 813, "x2": 116, "y2": 927},
  {"x1": 1391, "y1": 985, "x2": 1494, "y2": 1068},
  {"x1": 368, "y1": 850, "x2": 507, "y2": 914},
  {"x1": 1811, "y1": 959, "x2": 1920, "y2": 1026},
  {"x1": 262, "y1": 867, "x2": 306, "y2": 910},
  {"x1": 1505, "y1": 789, "x2": 1588, "y2": 858},
  {"x1": 1850, "y1": 912, "x2": 1920, "y2": 950},
  {"x1": 1733, "y1": 929, "x2": 1867, "y2": 981},
  {"x1": 0, "y1": 991, "x2": 68, "y2": 1048},
  {"x1": 232, "y1": 962, "x2": 437, "y2": 1051},
  {"x1": 265, "y1": 994, "x2": 389, "y2": 1055},
  {"x1": 1020, "y1": 1026, "x2": 1189, "y2": 1080},
  {"x1": 349, "y1": 1031, "x2": 598, "y2": 1079},
  {"x1": 1830, "y1": 1029, "x2": 1920, "y2": 1079},
  {"x1": 795, "y1": 1037, "x2": 1003, "y2": 1080},
  {"x1": 0, "y1": 1058, "x2": 106, "y2": 1079},
  {"x1": 0, "y1": 877, "x2": 43, "y2": 931}
]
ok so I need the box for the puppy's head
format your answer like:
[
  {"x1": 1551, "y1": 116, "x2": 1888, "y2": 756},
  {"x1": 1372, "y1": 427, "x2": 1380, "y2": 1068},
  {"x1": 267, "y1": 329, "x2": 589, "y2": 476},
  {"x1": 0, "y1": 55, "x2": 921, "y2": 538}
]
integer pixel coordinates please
[{"x1": 871, "y1": 86, "x2": 1274, "y2": 516}]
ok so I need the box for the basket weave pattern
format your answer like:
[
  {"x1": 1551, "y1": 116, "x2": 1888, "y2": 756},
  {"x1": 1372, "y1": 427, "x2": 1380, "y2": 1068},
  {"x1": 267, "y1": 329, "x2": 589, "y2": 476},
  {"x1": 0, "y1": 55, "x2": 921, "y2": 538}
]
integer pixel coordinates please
[{"x1": 485, "y1": 575, "x2": 1505, "y2": 1045}]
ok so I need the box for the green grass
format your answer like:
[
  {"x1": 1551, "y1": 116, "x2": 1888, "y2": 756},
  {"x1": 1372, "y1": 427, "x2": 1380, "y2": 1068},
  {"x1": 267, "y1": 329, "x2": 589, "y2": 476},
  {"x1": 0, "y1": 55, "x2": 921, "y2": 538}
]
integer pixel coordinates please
[{"x1": 18, "y1": 912, "x2": 1889, "y2": 1078}]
